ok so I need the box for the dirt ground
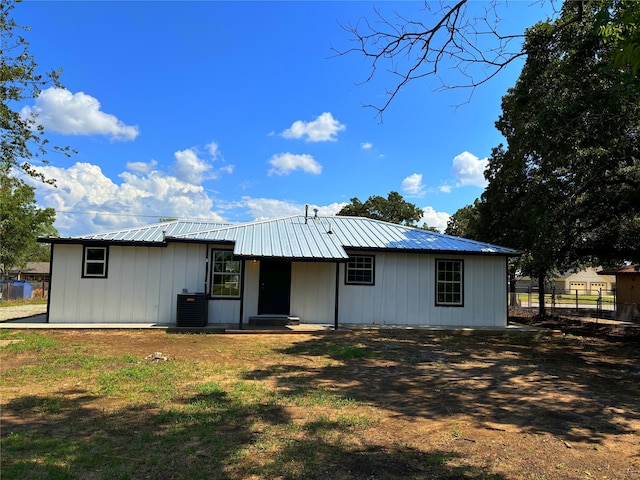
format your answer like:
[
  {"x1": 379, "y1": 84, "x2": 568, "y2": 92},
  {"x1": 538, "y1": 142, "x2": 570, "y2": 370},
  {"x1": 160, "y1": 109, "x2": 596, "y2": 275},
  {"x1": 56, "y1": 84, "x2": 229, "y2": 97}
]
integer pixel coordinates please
[{"x1": 2, "y1": 314, "x2": 639, "y2": 479}]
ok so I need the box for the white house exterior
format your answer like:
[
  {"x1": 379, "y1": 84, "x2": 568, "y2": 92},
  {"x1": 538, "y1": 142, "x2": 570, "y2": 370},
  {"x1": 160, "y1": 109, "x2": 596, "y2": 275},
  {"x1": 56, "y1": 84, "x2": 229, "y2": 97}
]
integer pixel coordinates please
[{"x1": 40, "y1": 215, "x2": 518, "y2": 327}]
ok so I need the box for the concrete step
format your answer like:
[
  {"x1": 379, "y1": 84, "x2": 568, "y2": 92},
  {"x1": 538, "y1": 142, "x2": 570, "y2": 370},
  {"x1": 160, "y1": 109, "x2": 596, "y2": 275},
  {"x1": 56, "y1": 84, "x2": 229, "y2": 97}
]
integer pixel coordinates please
[{"x1": 248, "y1": 315, "x2": 301, "y2": 326}]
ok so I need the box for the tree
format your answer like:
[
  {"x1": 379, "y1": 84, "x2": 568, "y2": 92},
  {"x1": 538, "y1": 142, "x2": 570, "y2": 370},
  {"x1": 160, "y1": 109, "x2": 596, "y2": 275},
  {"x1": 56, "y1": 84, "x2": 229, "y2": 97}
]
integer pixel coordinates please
[
  {"x1": 0, "y1": 167, "x2": 57, "y2": 277},
  {"x1": 337, "y1": 191, "x2": 423, "y2": 226},
  {"x1": 444, "y1": 200, "x2": 481, "y2": 238},
  {"x1": 597, "y1": 0, "x2": 640, "y2": 73},
  {"x1": 475, "y1": 2, "x2": 640, "y2": 314},
  {"x1": 336, "y1": 0, "x2": 639, "y2": 118},
  {"x1": 1, "y1": 0, "x2": 73, "y2": 183}
]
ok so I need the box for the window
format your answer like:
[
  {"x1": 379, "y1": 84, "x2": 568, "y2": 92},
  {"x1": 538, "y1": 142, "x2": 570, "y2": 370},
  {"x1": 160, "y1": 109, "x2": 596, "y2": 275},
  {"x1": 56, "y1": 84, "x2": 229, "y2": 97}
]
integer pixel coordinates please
[
  {"x1": 346, "y1": 255, "x2": 374, "y2": 285},
  {"x1": 435, "y1": 259, "x2": 463, "y2": 306},
  {"x1": 211, "y1": 250, "x2": 241, "y2": 297},
  {"x1": 83, "y1": 246, "x2": 108, "y2": 278}
]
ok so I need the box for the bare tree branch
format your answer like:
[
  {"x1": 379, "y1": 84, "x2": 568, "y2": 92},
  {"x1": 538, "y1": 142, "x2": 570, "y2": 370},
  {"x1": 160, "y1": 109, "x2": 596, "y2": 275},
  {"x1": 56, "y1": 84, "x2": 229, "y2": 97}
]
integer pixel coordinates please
[{"x1": 331, "y1": 0, "x2": 552, "y2": 120}]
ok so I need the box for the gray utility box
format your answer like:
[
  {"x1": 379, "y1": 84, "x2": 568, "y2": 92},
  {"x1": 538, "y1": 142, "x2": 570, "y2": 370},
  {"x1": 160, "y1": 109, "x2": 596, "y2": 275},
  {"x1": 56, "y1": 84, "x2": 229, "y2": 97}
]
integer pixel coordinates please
[{"x1": 176, "y1": 293, "x2": 208, "y2": 327}]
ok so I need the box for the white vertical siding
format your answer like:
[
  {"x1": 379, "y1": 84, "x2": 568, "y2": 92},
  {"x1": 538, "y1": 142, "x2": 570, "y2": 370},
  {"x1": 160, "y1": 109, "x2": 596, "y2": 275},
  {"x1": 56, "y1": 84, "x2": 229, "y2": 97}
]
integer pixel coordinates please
[
  {"x1": 290, "y1": 262, "x2": 336, "y2": 323},
  {"x1": 338, "y1": 253, "x2": 507, "y2": 327},
  {"x1": 49, "y1": 245, "x2": 507, "y2": 327},
  {"x1": 241, "y1": 260, "x2": 260, "y2": 323},
  {"x1": 48, "y1": 243, "x2": 207, "y2": 323}
]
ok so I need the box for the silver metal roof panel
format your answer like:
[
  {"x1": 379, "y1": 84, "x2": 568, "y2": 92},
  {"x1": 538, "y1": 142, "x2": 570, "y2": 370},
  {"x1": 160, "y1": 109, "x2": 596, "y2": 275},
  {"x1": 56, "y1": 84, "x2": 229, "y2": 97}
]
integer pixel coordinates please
[
  {"x1": 74, "y1": 221, "x2": 229, "y2": 243},
  {"x1": 44, "y1": 216, "x2": 518, "y2": 257}
]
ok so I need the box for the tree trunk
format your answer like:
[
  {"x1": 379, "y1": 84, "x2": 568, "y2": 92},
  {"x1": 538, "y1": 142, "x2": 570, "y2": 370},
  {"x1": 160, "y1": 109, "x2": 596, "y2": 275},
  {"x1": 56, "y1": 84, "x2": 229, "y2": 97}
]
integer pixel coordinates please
[
  {"x1": 509, "y1": 269, "x2": 517, "y2": 307},
  {"x1": 538, "y1": 274, "x2": 546, "y2": 317}
]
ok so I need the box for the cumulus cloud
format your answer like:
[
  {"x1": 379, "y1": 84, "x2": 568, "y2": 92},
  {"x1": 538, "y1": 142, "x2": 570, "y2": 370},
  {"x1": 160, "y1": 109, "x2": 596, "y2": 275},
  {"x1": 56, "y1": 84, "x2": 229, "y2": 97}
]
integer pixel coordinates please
[
  {"x1": 29, "y1": 162, "x2": 225, "y2": 236},
  {"x1": 360, "y1": 142, "x2": 372, "y2": 150},
  {"x1": 401, "y1": 173, "x2": 426, "y2": 197},
  {"x1": 21, "y1": 87, "x2": 139, "y2": 140},
  {"x1": 173, "y1": 148, "x2": 214, "y2": 184},
  {"x1": 419, "y1": 206, "x2": 450, "y2": 232},
  {"x1": 280, "y1": 112, "x2": 345, "y2": 142},
  {"x1": 451, "y1": 151, "x2": 488, "y2": 187},
  {"x1": 171, "y1": 142, "x2": 233, "y2": 184},
  {"x1": 268, "y1": 153, "x2": 322, "y2": 176}
]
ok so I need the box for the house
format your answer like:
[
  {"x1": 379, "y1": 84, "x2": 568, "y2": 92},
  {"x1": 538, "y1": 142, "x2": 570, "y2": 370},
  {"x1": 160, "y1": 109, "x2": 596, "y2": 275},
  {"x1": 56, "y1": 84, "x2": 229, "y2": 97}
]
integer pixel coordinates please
[
  {"x1": 598, "y1": 265, "x2": 640, "y2": 320},
  {"x1": 0, "y1": 262, "x2": 50, "y2": 300},
  {"x1": 38, "y1": 215, "x2": 519, "y2": 327},
  {"x1": 516, "y1": 267, "x2": 615, "y2": 294},
  {"x1": 7, "y1": 262, "x2": 50, "y2": 284},
  {"x1": 553, "y1": 267, "x2": 615, "y2": 294}
]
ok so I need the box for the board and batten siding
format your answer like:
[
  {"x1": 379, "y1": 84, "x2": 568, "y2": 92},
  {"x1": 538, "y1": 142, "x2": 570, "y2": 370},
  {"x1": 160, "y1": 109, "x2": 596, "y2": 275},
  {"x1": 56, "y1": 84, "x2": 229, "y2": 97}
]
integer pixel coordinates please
[
  {"x1": 338, "y1": 253, "x2": 507, "y2": 327},
  {"x1": 290, "y1": 262, "x2": 336, "y2": 323},
  {"x1": 48, "y1": 243, "x2": 207, "y2": 323},
  {"x1": 218, "y1": 261, "x2": 336, "y2": 325}
]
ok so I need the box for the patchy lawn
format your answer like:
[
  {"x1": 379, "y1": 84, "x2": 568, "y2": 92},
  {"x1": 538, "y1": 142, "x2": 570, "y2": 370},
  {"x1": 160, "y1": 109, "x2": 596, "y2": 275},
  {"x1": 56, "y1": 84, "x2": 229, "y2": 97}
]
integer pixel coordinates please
[{"x1": 1, "y1": 323, "x2": 638, "y2": 480}]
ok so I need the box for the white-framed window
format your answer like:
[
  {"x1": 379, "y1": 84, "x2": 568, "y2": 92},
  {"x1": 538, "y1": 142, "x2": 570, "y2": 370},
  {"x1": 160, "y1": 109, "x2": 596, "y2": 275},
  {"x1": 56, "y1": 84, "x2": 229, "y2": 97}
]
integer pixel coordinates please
[
  {"x1": 346, "y1": 255, "x2": 375, "y2": 285},
  {"x1": 211, "y1": 250, "x2": 241, "y2": 297},
  {"x1": 83, "y1": 246, "x2": 108, "y2": 278},
  {"x1": 435, "y1": 259, "x2": 463, "y2": 306}
]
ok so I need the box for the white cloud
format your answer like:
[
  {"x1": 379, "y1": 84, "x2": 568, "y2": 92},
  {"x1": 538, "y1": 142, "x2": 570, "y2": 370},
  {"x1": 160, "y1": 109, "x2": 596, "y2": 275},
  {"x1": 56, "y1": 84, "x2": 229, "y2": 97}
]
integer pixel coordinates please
[
  {"x1": 29, "y1": 162, "x2": 225, "y2": 236},
  {"x1": 439, "y1": 184, "x2": 453, "y2": 193},
  {"x1": 171, "y1": 142, "x2": 233, "y2": 184},
  {"x1": 401, "y1": 173, "x2": 426, "y2": 197},
  {"x1": 173, "y1": 148, "x2": 214, "y2": 184},
  {"x1": 28, "y1": 158, "x2": 342, "y2": 237},
  {"x1": 268, "y1": 153, "x2": 322, "y2": 176},
  {"x1": 126, "y1": 160, "x2": 157, "y2": 174},
  {"x1": 360, "y1": 142, "x2": 372, "y2": 150},
  {"x1": 241, "y1": 197, "x2": 346, "y2": 220},
  {"x1": 419, "y1": 206, "x2": 450, "y2": 232},
  {"x1": 21, "y1": 87, "x2": 139, "y2": 141},
  {"x1": 206, "y1": 141, "x2": 222, "y2": 159},
  {"x1": 451, "y1": 151, "x2": 488, "y2": 187},
  {"x1": 280, "y1": 112, "x2": 346, "y2": 142}
]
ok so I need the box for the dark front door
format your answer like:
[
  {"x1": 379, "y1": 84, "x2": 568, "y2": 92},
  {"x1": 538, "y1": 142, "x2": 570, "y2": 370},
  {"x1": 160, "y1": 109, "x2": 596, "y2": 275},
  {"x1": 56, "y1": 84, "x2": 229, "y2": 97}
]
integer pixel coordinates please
[{"x1": 258, "y1": 260, "x2": 291, "y2": 315}]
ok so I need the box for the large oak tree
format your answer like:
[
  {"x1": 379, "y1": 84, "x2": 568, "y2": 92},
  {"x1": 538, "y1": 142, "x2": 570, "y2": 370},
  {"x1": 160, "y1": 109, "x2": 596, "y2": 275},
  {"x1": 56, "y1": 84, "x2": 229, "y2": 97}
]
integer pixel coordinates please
[{"x1": 459, "y1": 2, "x2": 640, "y2": 315}]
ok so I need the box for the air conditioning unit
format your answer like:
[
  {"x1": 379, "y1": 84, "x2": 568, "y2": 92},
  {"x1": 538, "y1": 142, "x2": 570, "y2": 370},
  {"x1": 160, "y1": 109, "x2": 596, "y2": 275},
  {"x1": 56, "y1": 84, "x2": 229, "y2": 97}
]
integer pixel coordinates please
[{"x1": 176, "y1": 293, "x2": 208, "y2": 327}]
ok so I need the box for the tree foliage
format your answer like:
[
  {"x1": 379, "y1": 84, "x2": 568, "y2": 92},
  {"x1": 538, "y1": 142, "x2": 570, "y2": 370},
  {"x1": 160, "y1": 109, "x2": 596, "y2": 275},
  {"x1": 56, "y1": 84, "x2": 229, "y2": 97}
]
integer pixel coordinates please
[
  {"x1": 462, "y1": 1, "x2": 640, "y2": 314},
  {"x1": 337, "y1": 191, "x2": 423, "y2": 226},
  {"x1": 0, "y1": 168, "x2": 57, "y2": 275},
  {"x1": 1, "y1": 0, "x2": 73, "y2": 183},
  {"x1": 597, "y1": 0, "x2": 640, "y2": 74}
]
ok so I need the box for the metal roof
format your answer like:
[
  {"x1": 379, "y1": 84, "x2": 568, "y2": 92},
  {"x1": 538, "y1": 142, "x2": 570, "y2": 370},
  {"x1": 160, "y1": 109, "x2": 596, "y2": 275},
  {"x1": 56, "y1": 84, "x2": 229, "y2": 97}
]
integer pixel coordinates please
[
  {"x1": 172, "y1": 216, "x2": 349, "y2": 259},
  {"x1": 41, "y1": 216, "x2": 519, "y2": 258},
  {"x1": 170, "y1": 215, "x2": 518, "y2": 258},
  {"x1": 72, "y1": 220, "x2": 229, "y2": 243}
]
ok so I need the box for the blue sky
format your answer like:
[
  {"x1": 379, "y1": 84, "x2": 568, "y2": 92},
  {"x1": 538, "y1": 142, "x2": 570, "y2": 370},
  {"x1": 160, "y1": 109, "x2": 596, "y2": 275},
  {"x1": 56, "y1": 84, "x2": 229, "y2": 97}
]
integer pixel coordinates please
[{"x1": 15, "y1": 1, "x2": 555, "y2": 237}]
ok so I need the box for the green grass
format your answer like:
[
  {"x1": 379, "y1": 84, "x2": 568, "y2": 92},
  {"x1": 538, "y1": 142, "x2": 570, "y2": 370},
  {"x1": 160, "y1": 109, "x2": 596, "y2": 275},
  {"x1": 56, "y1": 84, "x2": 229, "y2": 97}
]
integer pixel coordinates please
[
  {"x1": 1, "y1": 331, "x2": 382, "y2": 480},
  {"x1": 0, "y1": 297, "x2": 48, "y2": 307}
]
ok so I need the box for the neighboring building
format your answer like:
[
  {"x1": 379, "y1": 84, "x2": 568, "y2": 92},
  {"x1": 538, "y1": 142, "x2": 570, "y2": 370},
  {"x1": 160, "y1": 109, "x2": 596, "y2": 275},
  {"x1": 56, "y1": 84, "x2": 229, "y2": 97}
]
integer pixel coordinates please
[
  {"x1": 0, "y1": 263, "x2": 50, "y2": 300},
  {"x1": 516, "y1": 267, "x2": 616, "y2": 294},
  {"x1": 39, "y1": 215, "x2": 518, "y2": 327},
  {"x1": 598, "y1": 265, "x2": 640, "y2": 320},
  {"x1": 553, "y1": 267, "x2": 615, "y2": 294},
  {"x1": 7, "y1": 262, "x2": 50, "y2": 283}
]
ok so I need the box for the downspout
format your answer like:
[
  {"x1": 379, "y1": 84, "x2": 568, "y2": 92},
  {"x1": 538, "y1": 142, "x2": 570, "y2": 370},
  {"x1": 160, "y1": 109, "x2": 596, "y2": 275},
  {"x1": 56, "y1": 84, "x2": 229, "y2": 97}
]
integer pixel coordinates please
[
  {"x1": 334, "y1": 262, "x2": 340, "y2": 330},
  {"x1": 238, "y1": 259, "x2": 246, "y2": 330},
  {"x1": 45, "y1": 244, "x2": 54, "y2": 323}
]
